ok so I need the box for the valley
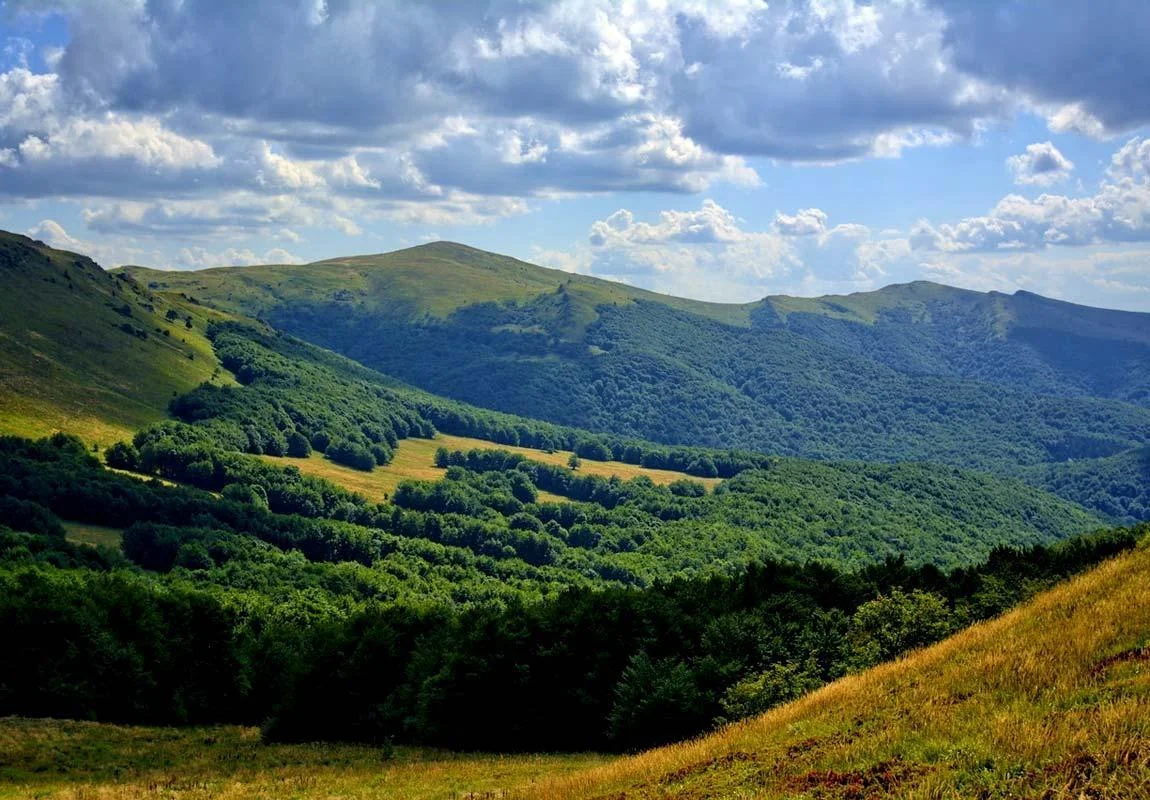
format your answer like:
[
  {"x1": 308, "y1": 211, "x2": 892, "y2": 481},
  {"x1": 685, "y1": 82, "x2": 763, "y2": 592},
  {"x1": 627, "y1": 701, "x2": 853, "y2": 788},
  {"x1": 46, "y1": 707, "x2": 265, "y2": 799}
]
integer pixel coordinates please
[
  {"x1": 4, "y1": 535, "x2": 1147, "y2": 799},
  {"x1": 5, "y1": 5, "x2": 1149, "y2": 797},
  {"x1": 1, "y1": 233, "x2": 1148, "y2": 798}
]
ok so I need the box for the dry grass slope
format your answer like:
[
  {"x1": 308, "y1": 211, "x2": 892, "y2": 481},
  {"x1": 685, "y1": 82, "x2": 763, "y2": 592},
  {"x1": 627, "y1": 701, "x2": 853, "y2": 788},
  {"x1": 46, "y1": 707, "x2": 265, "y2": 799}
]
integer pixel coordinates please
[
  {"x1": 1, "y1": 540, "x2": 1146, "y2": 799},
  {"x1": 520, "y1": 539, "x2": 1150, "y2": 799}
]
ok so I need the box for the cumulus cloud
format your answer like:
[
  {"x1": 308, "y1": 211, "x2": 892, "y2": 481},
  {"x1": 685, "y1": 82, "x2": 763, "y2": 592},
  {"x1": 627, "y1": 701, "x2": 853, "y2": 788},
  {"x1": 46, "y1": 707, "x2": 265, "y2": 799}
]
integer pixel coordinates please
[
  {"x1": 669, "y1": 0, "x2": 1009, "y2": 161},
  {"x1": 4, "y1": 0, "x2": 1150, "y2": 282},
  {"x1": 572, "y1": 200, "x2": 907, "y2": 301},
  {"x1": 1006, "y1": 142, "x2": 1073, "y2": 186},
  {"x1": 26, "y1": 218, "x2": 87, "y2": 253},
  {"x1": 774, "y1": 208, "x2": 828, "y2": 237},
  {"x1": 913, "y1": 139, "x2": 1150, "y2": 254},
  {"x1": 1108, "y1": 137, "x2": 1150, "y2": 182},
  {"x1": 176, "y1": 246, "x2": 304, "y2": 270}
]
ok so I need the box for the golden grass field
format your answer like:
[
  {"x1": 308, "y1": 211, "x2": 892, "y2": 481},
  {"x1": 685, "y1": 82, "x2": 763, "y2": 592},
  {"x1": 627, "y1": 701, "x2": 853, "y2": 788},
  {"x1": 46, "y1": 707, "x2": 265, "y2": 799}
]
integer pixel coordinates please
[
  {"x1": 519, "y1": 538, "x2": 1150, "y2": 799},
  {"x1": 261, "y1": 433, "x2": 720, "y2": 504},
  {"x1": 0, "y1": 719, "x2": 608, "y2": 800}
]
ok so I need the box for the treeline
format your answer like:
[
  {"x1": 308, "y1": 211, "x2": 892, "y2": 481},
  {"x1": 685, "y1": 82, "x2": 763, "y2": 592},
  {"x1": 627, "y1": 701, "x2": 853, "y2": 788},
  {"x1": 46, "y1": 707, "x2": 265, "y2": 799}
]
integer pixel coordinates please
[
  {"x1": 152, "y1": 322, "x2": 774, "y2": 479},
  {"x1": 0, "y1": 434, "x2": 619, "y2": 594},
  {"x1": 1, "y1": 485, "x2": 1140, "y2": 749},
  {"x1": 264, "y1": 296, "x2": 1150, "y2": 481}
]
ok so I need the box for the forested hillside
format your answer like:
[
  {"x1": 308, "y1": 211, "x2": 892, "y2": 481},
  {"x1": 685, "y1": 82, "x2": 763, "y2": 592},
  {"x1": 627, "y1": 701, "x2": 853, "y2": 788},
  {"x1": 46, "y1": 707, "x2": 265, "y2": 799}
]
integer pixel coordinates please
[
  {"x1": 522, "y1": 533, "x2": 1150, "y2": 798},
  {"x1": 1, "y1": 431, "x2": 1138, "y2": 751},
  {"x1": 0, "y1": 231, "x2": 1147, "y2": 762},
  {"x1": 761, "y1": 280, "x2": 1150, "y2": 404},
  {"x1": 126, "y1": 243, "x2": 1150, "y2": 503}
]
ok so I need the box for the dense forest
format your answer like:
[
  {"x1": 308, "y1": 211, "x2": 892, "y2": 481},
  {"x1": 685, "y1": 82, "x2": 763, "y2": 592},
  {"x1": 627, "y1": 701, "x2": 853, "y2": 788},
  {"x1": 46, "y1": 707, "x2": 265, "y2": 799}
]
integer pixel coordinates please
[
  {"x1": 2, "y1": 433, "x2": 1141, "y2": 751},
  {"x1": 103, "y1": 323, "x2": 1106, "y2": 574}
]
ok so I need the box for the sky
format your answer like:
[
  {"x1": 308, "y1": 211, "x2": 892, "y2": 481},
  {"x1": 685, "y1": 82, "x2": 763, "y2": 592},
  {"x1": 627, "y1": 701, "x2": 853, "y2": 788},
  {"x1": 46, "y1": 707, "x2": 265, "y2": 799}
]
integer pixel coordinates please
[{"x1": 2, "y1": 1, "x2": 1150, "y2": 310}]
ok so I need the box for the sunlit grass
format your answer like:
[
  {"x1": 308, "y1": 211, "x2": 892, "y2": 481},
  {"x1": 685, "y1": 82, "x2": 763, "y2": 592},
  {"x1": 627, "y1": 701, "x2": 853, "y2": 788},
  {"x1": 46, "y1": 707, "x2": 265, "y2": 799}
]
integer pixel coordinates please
[
  {"x1": 6, "y1": 544, "x2": 1146, "y2": 799},
  {"x1": 0, "y1": 719, "x2": 609, "y2": 800},
  {"x1": 62, "y1": 521, "x2": 124, "y2": 550},
  {"x1": 260, "y1": 432, "x2": 719, "y2": 504}
]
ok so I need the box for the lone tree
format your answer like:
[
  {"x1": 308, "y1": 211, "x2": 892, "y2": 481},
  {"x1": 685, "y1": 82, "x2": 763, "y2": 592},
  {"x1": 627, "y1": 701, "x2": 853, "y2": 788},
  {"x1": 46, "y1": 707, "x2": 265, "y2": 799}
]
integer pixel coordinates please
[{"x1": 568, "y1": 453, "x2": 581, "y2": 471}]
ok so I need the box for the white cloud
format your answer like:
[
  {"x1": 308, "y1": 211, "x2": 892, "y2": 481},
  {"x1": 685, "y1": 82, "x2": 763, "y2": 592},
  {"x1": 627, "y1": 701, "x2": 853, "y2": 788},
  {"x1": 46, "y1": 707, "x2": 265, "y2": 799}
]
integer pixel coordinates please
[
  {"x1": 774, "y1": 208, "x2": 828, "y2": 237},
  {"x1": 573, "y1": 199, "x2": 904, "y2": 301},
  {"x1": 913, "y1": 137, "x2": 1150, "y2": 253},
  {"x1": 1046, "y1": 103, "x2": 1108, "y2": 139},
  {"x1": 1108, "y1": 137, "x2": 1150, "y2": 182},
  {"x1": 1006, "y1": 142, "x2": 1073, "y2": 186},
  {"x1": 26, "y1": 218, "x2": 87, "y2": 253},
  {"x1": 176, "y1": 246, "x2": 304, "y2": 270}
]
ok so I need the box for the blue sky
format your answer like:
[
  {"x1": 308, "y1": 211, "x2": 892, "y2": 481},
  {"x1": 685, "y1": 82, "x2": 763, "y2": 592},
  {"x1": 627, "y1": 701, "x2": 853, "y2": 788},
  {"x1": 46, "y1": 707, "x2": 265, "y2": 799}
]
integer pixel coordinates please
[{"x1": 2, "y1": 1, "x2": 1150, "y2": 310}]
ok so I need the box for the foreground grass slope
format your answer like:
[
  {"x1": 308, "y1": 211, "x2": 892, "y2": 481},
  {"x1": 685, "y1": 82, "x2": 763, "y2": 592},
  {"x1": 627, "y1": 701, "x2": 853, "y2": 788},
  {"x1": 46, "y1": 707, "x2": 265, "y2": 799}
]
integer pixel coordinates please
[
  {"x1": 0, "y1": 719, "x2": 607, "y2": 800},
  {"x1": 0, "y1": 231, "x2": 231, "y2": 445},
  {"x1": 525, "y1": 539, "x2": 1150, "y2": 799}
]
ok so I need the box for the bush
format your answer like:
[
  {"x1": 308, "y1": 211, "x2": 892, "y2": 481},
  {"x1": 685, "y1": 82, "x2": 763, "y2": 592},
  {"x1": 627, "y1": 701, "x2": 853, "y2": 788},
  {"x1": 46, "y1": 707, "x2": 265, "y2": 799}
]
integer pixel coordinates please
[{"x1": 104, "y1": 441, "x2": 141, "y2": 471}]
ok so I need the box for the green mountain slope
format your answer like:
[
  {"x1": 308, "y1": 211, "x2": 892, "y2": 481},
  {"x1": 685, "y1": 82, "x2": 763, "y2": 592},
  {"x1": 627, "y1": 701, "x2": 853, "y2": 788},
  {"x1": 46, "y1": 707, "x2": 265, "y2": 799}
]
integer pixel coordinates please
[
  {"x1": 761, "y1": 280, "x2": 1150, "y2": 405},
  {"x1": 0, "y1": 231, "x2": 232, "y2": 445},
  {"x1": 124, "y1": 242, "x2": 1150, "y2": 488}
]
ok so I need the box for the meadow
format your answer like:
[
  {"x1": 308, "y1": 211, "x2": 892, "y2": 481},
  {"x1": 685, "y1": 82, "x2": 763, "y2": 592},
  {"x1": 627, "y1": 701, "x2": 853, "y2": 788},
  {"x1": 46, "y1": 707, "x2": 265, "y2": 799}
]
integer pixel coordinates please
[
  {"x1": 259, "y1": 432, "x2": 721, "y2": 504},
  {"x1": 0, "y1": 718, "x2": 608, "y2": 800}
]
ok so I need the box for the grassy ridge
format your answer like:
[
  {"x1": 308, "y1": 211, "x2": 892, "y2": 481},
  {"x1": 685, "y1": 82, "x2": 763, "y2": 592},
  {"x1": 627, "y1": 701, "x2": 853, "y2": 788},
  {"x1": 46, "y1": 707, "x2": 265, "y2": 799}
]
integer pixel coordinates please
[
  {"x1": 0, "y1": 231, "x2": 233, "y2": 446},
  {"x1": 123, "y1": 241, "x2": 757, "y2": 332},
  {"x1": 522, "y1": 539, "x2": 1150, "y2": 799},
  {"x1": 0, "y1": 719, "x2": 607, "y2": 800}
]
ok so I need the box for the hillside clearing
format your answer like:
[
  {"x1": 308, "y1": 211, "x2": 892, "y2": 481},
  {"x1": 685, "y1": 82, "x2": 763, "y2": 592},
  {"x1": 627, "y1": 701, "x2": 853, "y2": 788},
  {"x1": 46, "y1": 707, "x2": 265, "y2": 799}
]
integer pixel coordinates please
[
  {"x1": 260, "y1": 432, "x2": 720, "y2": 504},
  {"x1": 62, "y1": 521, "x2": 123, "y2": 550}
]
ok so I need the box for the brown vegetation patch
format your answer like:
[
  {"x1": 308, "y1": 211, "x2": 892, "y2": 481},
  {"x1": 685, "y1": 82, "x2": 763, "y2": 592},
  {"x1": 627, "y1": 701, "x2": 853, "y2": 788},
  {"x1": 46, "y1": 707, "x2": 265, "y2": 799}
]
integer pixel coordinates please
[
  {"x1": 1035, "y1": 752, "x2": 1099, "y2": 799},
  {"x1": 657, "y1": 751, "x2": 759, "y2": 785},
  {"x1": 1089, "y1": 645, "x2": 1150, "y2": 678},
  {"x1": 785, "y1": 758, "x2": 930, "y2": 799}
]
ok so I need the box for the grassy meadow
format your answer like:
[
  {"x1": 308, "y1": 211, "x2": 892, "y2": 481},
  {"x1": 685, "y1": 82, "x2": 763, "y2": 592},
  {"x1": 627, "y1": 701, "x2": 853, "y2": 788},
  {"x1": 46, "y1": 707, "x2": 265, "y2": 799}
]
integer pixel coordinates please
[
  {"x1": 0, "y1": 719, "x2": 608, "y2": 800},
  {"x1": 260, "y1": 432, "x2": 721, "y2": 504},
  {"x1": 0, "y1": 232, "x2": 238, "y2": 448}
]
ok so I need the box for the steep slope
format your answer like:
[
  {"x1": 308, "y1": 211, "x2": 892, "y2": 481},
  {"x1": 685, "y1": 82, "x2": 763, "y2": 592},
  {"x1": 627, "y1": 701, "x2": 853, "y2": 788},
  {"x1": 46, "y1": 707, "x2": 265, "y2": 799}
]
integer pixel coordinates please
[
  {"x1": 523, "y1": 537, "x2": 1150, "y2": 799},
  {"x1": 123, "y1": 243, "x2": 1150, "y2": 482},
  {"x1": 0, "y1": 232, "x2": 232, "y2": 445}
]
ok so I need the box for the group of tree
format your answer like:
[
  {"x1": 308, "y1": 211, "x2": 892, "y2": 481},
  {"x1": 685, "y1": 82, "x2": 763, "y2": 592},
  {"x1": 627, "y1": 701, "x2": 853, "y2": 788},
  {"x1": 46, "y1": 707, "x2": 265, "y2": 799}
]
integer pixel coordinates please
[{"x1": 1, "y1": 447, "x2": 1140, "y2": 750}]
